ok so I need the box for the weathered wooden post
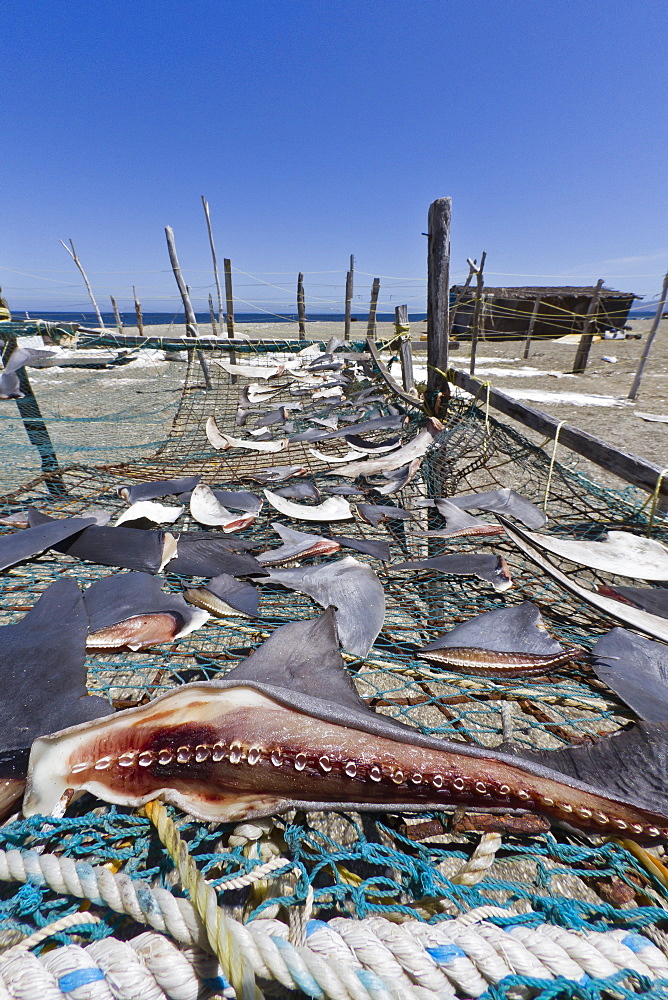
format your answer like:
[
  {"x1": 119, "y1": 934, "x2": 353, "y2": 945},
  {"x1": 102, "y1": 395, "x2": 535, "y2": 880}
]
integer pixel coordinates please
[
  {"x1": 469, "y1": 251, "x2": 487, "y2": 376},
  {"x1": 572, "y1": 278, "x2": 604, "y2": 374},
  {"x1": 399, "y1": 337, "x2": 415, "y2": 393},
  {"x1": 60, "y1": 239, "x2": 104, "y2": 329},
  {"x1": 344, "y1": 254, "x2": 354, "y2": 340},
  {"x1": 165, "y1": 226, "x2": 199, "y2": 337},
  {"x1": 523, "y1": 295, "x2": 542, "y2": 359},
  {"x1": 201, "y1": 196, "x2": 225, "y2": 334},
  {"x1": 297, "y1": 272, "x2": 306, "y2": 340},
  {"x1": 366, "y1": 278, "x2": 380, "y2": 338},
  {"x1": 426, "y1": 197, "x2": 452, "y2": 411},
  {"x1": 208, "y1": 293, "x2": 219, "y2": 335},
  {"x1": 629, "y1": 269, "x2": 668, "y2": 400},
  {"x1": 110, "y1": 296, "x2": 123, "y2": 333},
  {"x1": 224, "y1": 259, "x2": 235, "y2": 338},
  {"x1": 394, "y1": 304, "x2": 409, "y2": 337},
  {"x1": 132, "y1": 286, "x2": 144, "y2": 336}
]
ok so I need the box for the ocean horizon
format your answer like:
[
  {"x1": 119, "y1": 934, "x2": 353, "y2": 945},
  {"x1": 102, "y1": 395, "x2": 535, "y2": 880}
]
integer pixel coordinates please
[{"x1": 17, "y1": 310, "x2": 427, "y2": 326}]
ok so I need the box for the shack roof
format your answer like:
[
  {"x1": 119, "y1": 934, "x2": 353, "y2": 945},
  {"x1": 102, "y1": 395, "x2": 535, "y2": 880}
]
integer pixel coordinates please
[{"x1": 451, "y1": 284, "x2": 640, "y2": 299}]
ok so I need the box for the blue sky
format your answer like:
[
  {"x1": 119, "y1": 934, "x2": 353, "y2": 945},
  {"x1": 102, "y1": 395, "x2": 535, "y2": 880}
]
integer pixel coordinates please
[{"x1": 2, "y1": 0, "x2": 667, "y2": 315}]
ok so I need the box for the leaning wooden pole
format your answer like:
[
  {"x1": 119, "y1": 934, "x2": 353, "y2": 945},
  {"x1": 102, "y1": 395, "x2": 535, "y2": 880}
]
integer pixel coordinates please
[
  {"x1": 110, "y1": 296, "x2": 123, "y2": 333},
  {"x1": 629, "y1": 270, "x2": 668, "y2": 400},
  {"x1": 165, "y1": 226, "x2": 199, "y2": 337},
  {"x1": 60, "y1": 239, "x2": 104, "y2": 329},
  {"x1": 224, "y1": 259, "x2": 235, "y2": 338},
  {"x1": 572, "y1": 278, "x2": 604, "y2": 374},
  {"x1": 366, "y1": 278, "x2": 380, "y2": 338},
  {"x1": 426, "y1": 197, "x2": 452, "y2": 410},
  {"x1": 297, "y1": 272, "x2": 306, "y2": 340},
  {"x1": 132, "y1": 287, "x2": 144, "y2": 336},
  {"x1": 208, "y1": 293, "x2": 218, "y2": 336},
  {"x1": 469, "y1": 251, "x2": 487, "y2": 376},
  {"x1": 344, "y1": 254, "x2": 354, "y2": 340},
  {"x1": 201, "y1": 196, "x2": 225, "y2": 334},
  {"x1": 523, "y1": 295, "x2": 542, "y2": 360}
]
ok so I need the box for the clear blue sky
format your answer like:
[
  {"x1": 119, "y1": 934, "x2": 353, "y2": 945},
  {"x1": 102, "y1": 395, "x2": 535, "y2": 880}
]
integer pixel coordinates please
[{"x1": 2, "y1": 0, "x2": 667, "y2": 316}]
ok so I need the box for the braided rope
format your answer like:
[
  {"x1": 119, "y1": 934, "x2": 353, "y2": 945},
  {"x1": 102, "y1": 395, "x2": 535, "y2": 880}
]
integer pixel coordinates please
[
  {"x1": 450, "y1": 832, "x2": 502, "y2": 885},
  {"x1": 1, "y1": 843, "x2": 668, "y2": 998}
]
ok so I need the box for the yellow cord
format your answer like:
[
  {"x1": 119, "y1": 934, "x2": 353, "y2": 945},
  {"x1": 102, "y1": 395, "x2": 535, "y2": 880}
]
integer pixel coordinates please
[
  {"x1": 145, "y1": 799, "x2": 264, "y2": 1000},
  {"x1": 543, "y1": 420, "x2": 566, "y2": 513},
  {"x1": 646, "y1": 468, "x2": 668, "y2": 537}
]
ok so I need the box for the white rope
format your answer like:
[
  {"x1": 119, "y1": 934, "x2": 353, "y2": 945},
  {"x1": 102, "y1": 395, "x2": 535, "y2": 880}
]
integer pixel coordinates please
[{"x1": 1, "y1": 846, "x2": 668, "y2": 998}]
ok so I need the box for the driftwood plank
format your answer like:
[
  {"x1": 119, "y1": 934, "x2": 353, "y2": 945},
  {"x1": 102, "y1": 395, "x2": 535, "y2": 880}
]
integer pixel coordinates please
[{"x1": 449, "y1": 366, "x2": 668, "y2": 499}]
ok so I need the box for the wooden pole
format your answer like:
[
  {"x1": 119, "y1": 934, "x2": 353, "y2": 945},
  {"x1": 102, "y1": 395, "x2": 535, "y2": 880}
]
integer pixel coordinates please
[
  {"x1": 426, "y1": 197, "x2": 452, "y2": 407},
  {"x1": 469, "y1": 251, "x2": 487, "y2": 376},
  {"x1": 523, "y1": 295, "x2": 542, "y2": 359},
  {"x1": 449, "y1": 258, "x2": 478, "y2": 334},
  {"x1": 572, "y1": 278, "x2": 604, "y2": 374},
  {"x1": 133, "y1": 286, "x2": 144, "y2": 336},
  {"x1": 399, "y1": 337, "x2": 415, "y2": 393},
  {"x1": 297, "y1": 272, "x2": 306, "y2": 340},
  {"x1": 629, "y1": 270, "x2": 668, "y2": 400},
  {"x1": 165, "y1": 226, "x2": 199, "y2": 337},
  {"x1": 366, "y1": 278, "x2": 380, "y2": 338},
  {"x1": 224, "y1": 258, "x2": 235, "y2": 338},
  {"x1": 344, "y1": 254, "x2": 354, "y2": 340},
  {"x1": 60, "y1": 239, "x2": 104, "y2": 329},
  {"x1": 201, "y1": 196, "x2": 225, "y2": 333},
  {"x1": 208, "y1": 293, "x2": 219, "y2": 336},
  {"x1": 394, "y1": 304, "x2": 409, "y2": 337},
  {"x1": 110, "y1": 295, "x2": 123, "y2": 333}
]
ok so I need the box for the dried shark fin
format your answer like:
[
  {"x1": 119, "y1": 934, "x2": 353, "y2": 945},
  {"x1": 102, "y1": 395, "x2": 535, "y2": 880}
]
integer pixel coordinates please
[
  {"x1": 591, "y1": 628, "x2": 668, "y2": 721},
  {"x1": 0, "y1": 580, "x2": 111, "y2": 775},
  {"x1": 598, "y1": 585, "x2": 668, "y2": 620},
  {"x1": 328, "y1": 535, "x2": 391, "y2": 562},
  {"x1": 168, "y1": 534, "x2": 267, "y2": 578},
  {"x1": 392, "y1": 553, "x2": 513, "y2": 592},
  {"x1": 0, "y1": 515, "x2": 98, "y2": 572},
  {"x1": 427, "y1": 499, "x2": 504, "y2": 538},
  {"x1": 419, "y1": 601, "x2": 578, "y2": 676},
  {"x1": 449, "y1": 489, "x2": 547, "y2": 529},
  {"x1": 184, "y1": 574, "x2": 259, "y2": 618},
  {"x1": 84, "y1": 572, "x2": 209, "y2": 649},
  {"x1": 259, "y1": 556, "x2": 385, "y2": 657},
  {"x1": 117, "y1": 476, "x2": 201, "y2": 505},
  {"x1": 257, "y1": 523, "x2": 340, "y2": 566},
  {"x1": 26, "y1": 510, "x2": 176, "y2": 575}
]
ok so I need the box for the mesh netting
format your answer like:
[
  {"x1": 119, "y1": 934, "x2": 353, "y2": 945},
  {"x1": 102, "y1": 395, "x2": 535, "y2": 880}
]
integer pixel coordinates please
[{"x1": 1, "y1": 327, "x2": 668, "y2": 997}]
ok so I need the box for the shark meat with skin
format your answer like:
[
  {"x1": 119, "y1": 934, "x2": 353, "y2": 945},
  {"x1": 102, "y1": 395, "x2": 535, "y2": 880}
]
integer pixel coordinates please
[{"x1": 22, "y1": 609, "x2": 668, "y2": 841}]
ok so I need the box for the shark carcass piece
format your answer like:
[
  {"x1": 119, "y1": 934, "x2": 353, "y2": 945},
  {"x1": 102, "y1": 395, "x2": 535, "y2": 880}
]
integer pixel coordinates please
[{"x1": 22, "y1": 609, "x2": 668, "y2": 840}]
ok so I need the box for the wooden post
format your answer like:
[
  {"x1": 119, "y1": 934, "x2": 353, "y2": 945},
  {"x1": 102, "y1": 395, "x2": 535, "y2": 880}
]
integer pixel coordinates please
[
  {"x1": 110, "y1": 296, "x2": 123, "y2": 333},
  {"x1": 208, "y1": 293, "x2": 218, "y2": 336},
  {"x1": 399, "y1": 337, "x2": 415, "y2": 393},
  {"x1": 394, "y1": 304, "x2": 409, "y2": 337},
  {"x1": 343, "y1": 254, "x2": 354, "y2": 340},
  {"x1": 449, "y1": 258, "x2": 477, "y2": 334},
  {"x1": 60, "y1": 239, "x2": 104, "y2": 329},
  {"x1": 224, "y1": 258, "x2": 235, "y2": 338},
  {"x1": 133, "y1": 286, "x2": 144, "y2": 336},
  {"x1": 426, "y1": 197, "x2": 452, "y2": 407},
  {"x1": 201, "y1": 197, "x2": 225, "y2": 333},
  {"x1": 572, "y1": 278, "x2": 604, "y2": 374},
  {"x1": 629, "y1": 269, "x2": 668, "y2": 400},
  {"x1": 1, "y1": 336, "x2": 65, "y2": 497},
  {"x1": 297, "y1": 272, "x2": 306, "y2": 340},
  {"x1": 523, "y1": 295, "x2": 542, "y2": 359},
  {"x1": 366, "y1": 278, "x2": 380, "y2": 338},
  {"x1": 469, "y1": 251, "x2": 487, "y2": 376},
  {"x1": 165, "y1": 226, "x2": 199, "y2": 337}
]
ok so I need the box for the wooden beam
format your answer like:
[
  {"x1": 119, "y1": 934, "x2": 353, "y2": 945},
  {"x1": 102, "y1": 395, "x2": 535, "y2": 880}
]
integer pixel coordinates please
[
  {"x1": 572, "y1": 278, "x2": 604, "y2": 373},
  {"x1": 628, "y1": 269, "x2": 668, "y2": 400},
  {"x1": 165, "y1": 226, "x2": 199, "y2": 336},
  {"x1": 469, "y1": 251, "x2": 486, "y2": 376},
  {"x1": 426, "y1": 197, "x2": 452, "y2": 404},
  {"x1": 110, "y1": 296, "x2": 123, "y2": 333},
  {"x1": 132, "y1": 286, "x2": 144, "y2": 336},
  {"x1": 208, "y1": 293, "x2": 219, "y2": 336},
  {"x1": 201, "y1": 196, "x2": 225, "y2": 333},
  {"x1": 224, "y1": 258, "x2": 235, "y2": 338},
  {"x1": 394, "y1": 304, "x2": 409, "y2": 337},
  {"x1": 344, "y1": 255, "x2": 354, "y2": 340},
  {"x1": 60, "y1": 239, "x2": 104, "y2": 330},
  {"x1": 449, "y1": 365, "x2": 668, "y2": 499},
  {"x1": 366, "y1": 278, "x2": 380, "y2": 338},
  {"x1": 399, "y1": 337, "x2": 415, "y2": 393},
  {"x1": 297, "y1": 272, "x2": 306, "y2": 340}
]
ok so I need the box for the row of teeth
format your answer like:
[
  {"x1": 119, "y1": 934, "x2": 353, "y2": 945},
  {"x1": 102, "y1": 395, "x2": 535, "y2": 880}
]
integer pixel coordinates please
[{"x1": 69, "y1": 745, "x2": 666, "y2": 837}]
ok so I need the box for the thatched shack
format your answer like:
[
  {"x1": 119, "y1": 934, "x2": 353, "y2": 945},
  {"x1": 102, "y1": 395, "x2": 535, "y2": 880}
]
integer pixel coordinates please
[{"x1": 449, "y1": 285, "x2": 639, "y2": 340}]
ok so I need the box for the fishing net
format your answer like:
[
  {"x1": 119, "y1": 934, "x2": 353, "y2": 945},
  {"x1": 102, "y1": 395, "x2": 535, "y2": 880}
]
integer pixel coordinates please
[{"x1": 1, "y1": 325, "x2": 667, "y2": 998}]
